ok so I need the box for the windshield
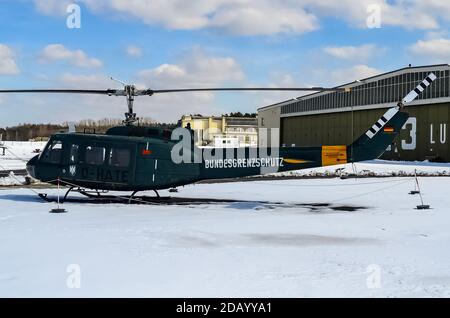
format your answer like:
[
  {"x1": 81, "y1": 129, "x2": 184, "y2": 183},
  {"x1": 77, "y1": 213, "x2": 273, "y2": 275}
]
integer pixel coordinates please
[{"x1": 41, "y1": 140, "x2": 63, "y2": 164}]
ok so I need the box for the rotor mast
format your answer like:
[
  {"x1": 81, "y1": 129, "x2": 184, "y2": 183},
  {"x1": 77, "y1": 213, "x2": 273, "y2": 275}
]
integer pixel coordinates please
[{"x1": 124, "y1": 85, "x2": 137, "y2": 126}]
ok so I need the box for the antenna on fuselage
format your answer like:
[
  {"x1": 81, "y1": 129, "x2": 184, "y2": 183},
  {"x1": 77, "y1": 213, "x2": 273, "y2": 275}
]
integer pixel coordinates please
[{"x1": 110, "y1": 77, "x2": 127, "y2": 87}]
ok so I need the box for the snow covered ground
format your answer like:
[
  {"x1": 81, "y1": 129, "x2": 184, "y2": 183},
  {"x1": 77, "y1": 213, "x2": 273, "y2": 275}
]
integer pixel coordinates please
[
  {"x1": 276, "y1": 160, "x2": 450, "y2": 177},
  {"x1": 0, "y1": 141, "x2": 45, "y2": 186},
  {"x1": 0, "y1": 141, "x2": 46, "y2": 172},
  {"x1": 1, "y1": 141, "x2": 450, "y2": 297},
  {"x1": 1, "y1": 176, "x2": 450, "y2": 297}
]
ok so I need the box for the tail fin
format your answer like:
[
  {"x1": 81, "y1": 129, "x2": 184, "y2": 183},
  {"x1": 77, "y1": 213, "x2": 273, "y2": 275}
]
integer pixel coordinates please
[
  {"x1": 348, "y1": 107, "x2": 408, "y2": 162},
  {"x1": 348, "y1": 72, "x2": 437, "y2": 162}
]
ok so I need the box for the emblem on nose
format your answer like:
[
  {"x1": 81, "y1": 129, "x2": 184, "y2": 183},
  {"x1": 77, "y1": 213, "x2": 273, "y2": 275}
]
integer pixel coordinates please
[{"x1": 69, "y1": 165, "x2": 77, "y2": 176}]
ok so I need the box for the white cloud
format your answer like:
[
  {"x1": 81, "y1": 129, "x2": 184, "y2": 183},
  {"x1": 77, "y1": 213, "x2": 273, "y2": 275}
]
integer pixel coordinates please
[
  {"x1": 330, "y1": 64, "x2": 382, "y2": 84},
  {"x1": 33, "y1": 0, "x2": 450, "y2": 35},
  {"x1": 324, "y1": 44, "x2": 383, "y2": 62},
  {"x1": 40, "y1": 44, "x2": 103, "y2": 68},
  {"x1": 1, "y1": 50, "x2": 246, "y2": 124},
  {"x1": 59, "y1": 73, "x2": 116, "y2": 88},
  {"x1": 136, "y1": 50, "x2": 246, "y2": 121},
  {"x1": 33, "y1": 0, "x2": 73, "y2": 16},
  {"x1": 137, "y1": 50, "x2": 245, "y2": 88},
  {"x1": 208, "y1": 2, "x2": 318, "y2": 36},
  {"x1": 255, "y1": 73, "x2": 307, "y2": 107},
  {"x1": 301, "y1": 0, "x2": 439, "y2": 30},
  {"x1": 408, "y1": 38, "x2": 450, "y2": 62},
  {"x1": 126, "y1": 45, "x2": 143, "y2": 57},
  {"x1": 0, "y1": 44, "x2": 20, "y2": 75},
  {"x1": 3, "y1": 92, "x2": 127, "y2": 125},
  {"x1": 74, "y1": 0, "x2": 319, "y2": 36}
]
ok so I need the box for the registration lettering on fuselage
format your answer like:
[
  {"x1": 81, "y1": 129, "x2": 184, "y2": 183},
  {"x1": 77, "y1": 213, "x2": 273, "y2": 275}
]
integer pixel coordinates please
[
  {"x1": 204, "y1": 157, "x2": 284, "y2": 169},
  {"x1": 80, "y1": 167, "x2": 129, "y2": 183}
]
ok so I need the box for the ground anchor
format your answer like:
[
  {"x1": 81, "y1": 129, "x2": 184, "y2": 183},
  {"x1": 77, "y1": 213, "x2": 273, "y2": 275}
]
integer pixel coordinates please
[
  {"x1": 412, "y1": 170, "x2": 430, "y2": 210},
  {"x1": 49, "y1": 178, "x2": 67, "y2": 213}
]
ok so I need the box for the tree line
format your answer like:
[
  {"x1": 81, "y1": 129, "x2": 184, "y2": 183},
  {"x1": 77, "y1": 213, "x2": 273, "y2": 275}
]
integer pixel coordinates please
[{"x1": 0, "y1": 118, "x2": 177, "y2": 141}]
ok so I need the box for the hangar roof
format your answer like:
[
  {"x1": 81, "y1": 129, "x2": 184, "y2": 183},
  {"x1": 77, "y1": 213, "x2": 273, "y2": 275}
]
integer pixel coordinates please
[{"x1": 258, "y1": 64, "x2": 450, "y2": 117}]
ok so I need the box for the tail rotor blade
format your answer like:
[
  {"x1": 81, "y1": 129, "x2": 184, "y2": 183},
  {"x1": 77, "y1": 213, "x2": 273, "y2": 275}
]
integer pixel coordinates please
[{"x1": 402, "y1": 73, "x2": 437, "y2": 104}]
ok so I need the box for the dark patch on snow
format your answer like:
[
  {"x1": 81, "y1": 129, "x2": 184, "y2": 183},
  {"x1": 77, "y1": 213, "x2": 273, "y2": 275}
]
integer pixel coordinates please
[
  {"x1": 0, "y1": 194, "x2": 44, "y2": 203},
  {"x1": 175, "y1": 233, "x2": 379, "y2": 248},
  {"x1": 330, "y1": 205, "x2": 367, "y2": 212},
  {"x1": 244, "y1": 233, "x2": 379, "y2": 246},
  {"x1": 289, "y1": 203, "x2": 367, "y2": 213},
  {"x1": 0, "y1": 193, "x2": 368, "y2": 213}
]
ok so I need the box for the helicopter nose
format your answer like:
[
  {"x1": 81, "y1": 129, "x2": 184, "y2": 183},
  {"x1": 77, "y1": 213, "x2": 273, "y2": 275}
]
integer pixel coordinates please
[{"x1": 26, "y1": 155, "x2": 39, "y2": 179}]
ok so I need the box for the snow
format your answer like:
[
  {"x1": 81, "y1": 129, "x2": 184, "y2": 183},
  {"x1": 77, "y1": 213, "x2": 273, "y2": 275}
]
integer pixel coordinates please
[
  {"x1": 277, "y1": 160, "x2": 450, "y2": 177},
  {"x1": 0, "y1": 172, "x2": 25, "y2": 186},
  {"x1": 1, "y1": 175, "x2": 450, "y2": 297},
  {"x1": 2, "y1": 141, "x2": 450, "y2": 297},
  {"x1": 0, "y1": 141, "x2": 46, "y2": 170}
]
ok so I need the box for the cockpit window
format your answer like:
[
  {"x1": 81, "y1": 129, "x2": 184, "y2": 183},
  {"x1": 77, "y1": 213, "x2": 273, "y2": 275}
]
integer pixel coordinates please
[
  {"x1": 42, "y1": 140, "x2": 63, "y2": 164},
  {"x1": 85, "y1": 146, "x2": 105, "y2": 165}
]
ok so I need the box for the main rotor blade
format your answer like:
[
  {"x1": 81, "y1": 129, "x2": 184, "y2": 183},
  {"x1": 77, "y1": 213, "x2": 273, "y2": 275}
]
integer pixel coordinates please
[
  {"x1": 148, "y1": 87, "x2": 347, "y2": 94},
  {"x1": 0, "y1": 86, "x2": 348, "y2": 97},
  {"x1": 0, "y1": 89, "x2": 119, "y2": 95}
]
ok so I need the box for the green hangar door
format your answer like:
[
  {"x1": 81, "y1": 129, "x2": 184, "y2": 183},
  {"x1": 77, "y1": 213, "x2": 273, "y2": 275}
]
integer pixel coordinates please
[{"x1": 268, "y1": 65, "x2": 450, "y2": 162}]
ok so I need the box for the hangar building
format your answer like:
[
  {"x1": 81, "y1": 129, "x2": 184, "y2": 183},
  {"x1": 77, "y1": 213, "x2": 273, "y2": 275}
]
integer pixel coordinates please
[{"x1": 258, "y1": 64, "x2": 450, "y2": 162}]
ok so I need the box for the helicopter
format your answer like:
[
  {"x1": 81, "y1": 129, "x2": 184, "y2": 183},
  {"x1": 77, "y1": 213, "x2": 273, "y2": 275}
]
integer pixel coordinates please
[{"x1": 0, "y1": 73, "x2": 436, "y2": 203}]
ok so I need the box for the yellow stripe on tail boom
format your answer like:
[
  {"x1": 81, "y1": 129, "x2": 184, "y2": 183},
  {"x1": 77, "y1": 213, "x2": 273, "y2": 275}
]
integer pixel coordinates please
[{"x1": 283, "y1": 159, "x2": 311, "y2": 164}]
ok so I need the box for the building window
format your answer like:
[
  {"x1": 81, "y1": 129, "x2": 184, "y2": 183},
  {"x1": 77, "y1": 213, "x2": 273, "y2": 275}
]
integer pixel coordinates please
[
  {"x1": 386, "y1": 77, "x2": 390, "y2": 103},
  {"x1": 445, "y1": 70, "x2": 449, "y2": 97},
  {"x1": 425, "y1": 72, "x2": 431, "y2": 99},
  {"x1": 395, "y1": 76, "x2": 400, "y2": 101},
  {"x1": 433, "y1": 70, "x2": 439, "y2": 98},
  {"x1": 357, "y1": 87, "x2": 362, "y2": 106}
]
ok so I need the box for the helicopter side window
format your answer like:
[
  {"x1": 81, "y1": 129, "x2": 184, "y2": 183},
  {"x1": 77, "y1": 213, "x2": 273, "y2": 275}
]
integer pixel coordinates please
[
  {"x1": 85, "y1": 146, "x2": 105, "y2": 165},
  {"x1": 109, "y1": 149, "x2": 130, "y2": 168},
  {"x1": 42, "y1": 140, "x2": 63, "y2": 164},
  {"x1": 70, "y1": 144, "x2": 79, "y2": 163}
]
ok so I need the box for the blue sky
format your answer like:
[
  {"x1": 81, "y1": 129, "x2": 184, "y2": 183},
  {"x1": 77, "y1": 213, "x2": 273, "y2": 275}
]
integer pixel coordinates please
[{"x1": 0, "y1": 0, "x2": 449, "y2": 126}]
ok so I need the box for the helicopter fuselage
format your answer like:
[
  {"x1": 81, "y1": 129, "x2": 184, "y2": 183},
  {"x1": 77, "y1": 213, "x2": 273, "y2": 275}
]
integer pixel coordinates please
[
  {"x1": 26, "y1": 131, "x2": 329, "y2": 191},
  {"x1": 26, "y1": 107, "x2": 409, "y2": 192}
]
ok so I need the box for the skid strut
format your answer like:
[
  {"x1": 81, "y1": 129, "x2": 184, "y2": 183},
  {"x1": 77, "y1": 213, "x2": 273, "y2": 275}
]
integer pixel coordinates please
[
  {"x1": 39, "y1": 187, "x2": 164, "y2": 204},
  {"x1": 62, "y1": 186, "x2": 74, "y2": 203}
]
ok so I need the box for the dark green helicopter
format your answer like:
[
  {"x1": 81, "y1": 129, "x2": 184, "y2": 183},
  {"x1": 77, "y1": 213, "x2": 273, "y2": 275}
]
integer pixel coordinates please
[{"x1": 0, "y1": 73, "x2": 436, "y2": 202}]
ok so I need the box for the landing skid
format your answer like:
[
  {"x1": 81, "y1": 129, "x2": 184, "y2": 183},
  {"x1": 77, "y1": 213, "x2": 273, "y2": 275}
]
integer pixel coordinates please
[
  {"x1": 38, "y1": 187, "x2": 246, "y2": 205},
  {"x1": 38, "y1": 192, "x2": 242, "y2": 205},
  {"x1": 36, "y1": 191, "x2": 368, "y2": 212}
]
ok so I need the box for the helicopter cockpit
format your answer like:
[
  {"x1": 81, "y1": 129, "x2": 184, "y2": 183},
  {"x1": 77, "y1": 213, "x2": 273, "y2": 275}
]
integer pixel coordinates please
[{"x1": 40, "y1": 139, "x2": 63, "y2": 164}]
